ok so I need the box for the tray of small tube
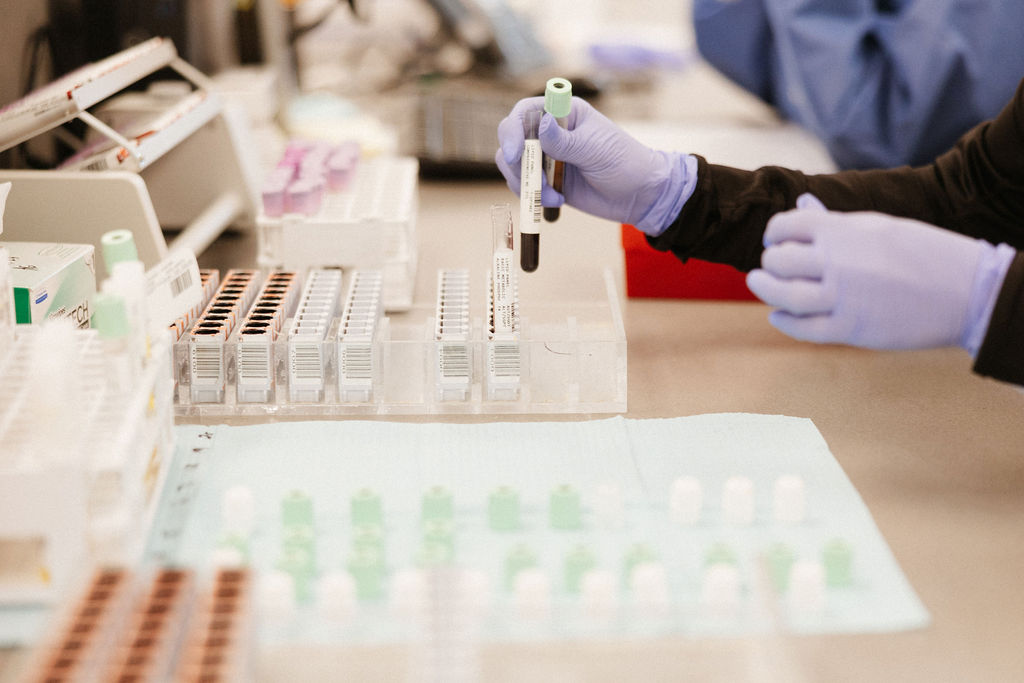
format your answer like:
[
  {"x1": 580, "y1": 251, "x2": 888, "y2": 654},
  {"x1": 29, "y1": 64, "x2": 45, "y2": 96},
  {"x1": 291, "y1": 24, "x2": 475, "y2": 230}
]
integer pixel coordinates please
[
  {"x1": 171, "y1": 266, "x2": 626, "y2": 417},
  {"x1": 256, "y1": 142, "x2": 418, "y2": 312}
]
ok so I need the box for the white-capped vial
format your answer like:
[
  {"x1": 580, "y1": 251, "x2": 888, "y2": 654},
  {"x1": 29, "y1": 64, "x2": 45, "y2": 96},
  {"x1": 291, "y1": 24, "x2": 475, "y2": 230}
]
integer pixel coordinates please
[
  {"x1": 209, "y1": 546, "x2": 246, "y2": 569},
  {"x1": 788, "y1": 560, "x2": 826, "y2": 615},
  {"x1": 630, "y1": 562, "x2": 670, "y2": 615},
  {"x1": 772, "y1": 475, "x2": 806, "y2": 524},
  {"x1": 722, "y1": 476, "x2": 755, "y2": 525},
  {"x1": 389, "y1": 568, "x2": 428, "y2": 618},
  {"x1": 592, "y1": 482, "x2": 625, "y2": 529},
  {"x1": 701, "y1": 563, "x2": 741, "y2": 614},
  {"x1": 459, "y1": 568, "x2": 492, "y2": 616},
  {"x1": 259, "y1": 570, "x2": 297, "y2": 620},
  {"x1": 670, "y1": 476, "x2": 702, "y2": 526},
  {"x1": 513, "y1": 568, "x2": 551, "y2": 621},
  {"x1": 580, "y1": 569, "x2": 619, "y2": 622},
  {"x1": 318, "y1": 571, "x2": 358, "y2": 622},
  {"x1": 221, "y1": 485, "x2": 256, "y2": 535}
]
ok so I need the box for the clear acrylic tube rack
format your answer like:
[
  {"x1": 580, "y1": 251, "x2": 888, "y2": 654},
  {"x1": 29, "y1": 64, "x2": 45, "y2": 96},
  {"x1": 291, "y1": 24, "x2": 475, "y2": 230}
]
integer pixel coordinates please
[{"x1": 172, "y1": 266, "x2": 626, "y2": 417}]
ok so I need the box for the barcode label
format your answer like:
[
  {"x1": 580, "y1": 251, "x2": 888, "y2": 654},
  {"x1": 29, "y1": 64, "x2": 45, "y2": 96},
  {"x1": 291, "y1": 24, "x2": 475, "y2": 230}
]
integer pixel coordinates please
[
  {"x1": 290, "y1": 343, "x2": 324, "y2": 381},
  {"x1": 489, "y1": 343, "x2": 520, "y2": 377},
  {"x1": 341, "y1": 344, "x2": 373, "y2": 380},
  {"x1": 439, "y1": 343, "x2": 470, "y2": 378},
  {"x1": 520, "y1": 140, "x2": 542, "y2": 234},
  {"x1": 191, "y1": 344, "x2": 223, "y2": 382},
  {"x1": 236, "y1": 343, "x2": 270, "y2": 381},
  {"x1": 170, "y1": 269, "x2": 193, "y2": 297}
]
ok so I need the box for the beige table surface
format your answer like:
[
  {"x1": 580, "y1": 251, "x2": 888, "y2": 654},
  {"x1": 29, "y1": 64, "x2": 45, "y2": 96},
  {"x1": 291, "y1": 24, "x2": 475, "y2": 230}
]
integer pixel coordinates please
[{"x1": 6, "y1": 67, "x2": 1024, "y2": 681}]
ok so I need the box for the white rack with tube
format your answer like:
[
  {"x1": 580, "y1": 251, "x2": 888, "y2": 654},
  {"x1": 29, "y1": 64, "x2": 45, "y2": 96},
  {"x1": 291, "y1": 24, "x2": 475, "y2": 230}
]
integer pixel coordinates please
[
  {"x1": 256, "y1": 142, "x2": 418, "y2": 312},
  {"x1": 0, "y1": 324, "x2": 174, "y2": 605}
]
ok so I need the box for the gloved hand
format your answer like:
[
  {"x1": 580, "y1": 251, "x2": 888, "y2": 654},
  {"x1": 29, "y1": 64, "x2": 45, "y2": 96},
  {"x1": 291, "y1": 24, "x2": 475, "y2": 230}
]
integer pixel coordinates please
[
  {"x1": 746, "y1": 194, "x2": 1015, "y2": 352},
  {"x1": 495, "y1": 96, "x2": 698, "y2": 236}
]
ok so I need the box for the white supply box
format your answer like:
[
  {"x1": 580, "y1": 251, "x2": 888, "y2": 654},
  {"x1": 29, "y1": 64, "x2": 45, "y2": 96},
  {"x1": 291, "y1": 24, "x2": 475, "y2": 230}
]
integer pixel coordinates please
[{"x1": 2, "y1": 241, "x2": 96, "y2": 327}]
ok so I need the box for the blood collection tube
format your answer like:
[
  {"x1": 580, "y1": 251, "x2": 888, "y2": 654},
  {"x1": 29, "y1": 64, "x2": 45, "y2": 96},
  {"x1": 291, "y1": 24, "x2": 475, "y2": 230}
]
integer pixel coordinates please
[
  {"x1": 542, "y1": 77, "x2": 572, "y2": 223},
  {"x1": 520, "y1": 109, "x2": 542, "y2": 272}
]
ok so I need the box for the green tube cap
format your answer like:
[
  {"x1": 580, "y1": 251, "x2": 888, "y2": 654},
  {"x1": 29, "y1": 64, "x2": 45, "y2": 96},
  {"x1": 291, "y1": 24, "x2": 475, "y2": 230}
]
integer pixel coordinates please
[
  {"x1": 544, "y1": 78, "x2": 572, "y2": 118},
  {"x1": 101, "y1": 229, "x2": 139, "y2": 273},
  {"x1": 91, "y1": 292, "x2": 130, "y2": 339},
  {"x1": 487, "y1": 486, "x2": 521, "y2": 532}
]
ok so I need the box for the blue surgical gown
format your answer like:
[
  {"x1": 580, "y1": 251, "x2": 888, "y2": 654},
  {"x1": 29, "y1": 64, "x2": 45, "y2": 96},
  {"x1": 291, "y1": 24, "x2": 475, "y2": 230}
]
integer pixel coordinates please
[{"x1": 693, "y1": 0, "x2": 1024, "y2": 169}]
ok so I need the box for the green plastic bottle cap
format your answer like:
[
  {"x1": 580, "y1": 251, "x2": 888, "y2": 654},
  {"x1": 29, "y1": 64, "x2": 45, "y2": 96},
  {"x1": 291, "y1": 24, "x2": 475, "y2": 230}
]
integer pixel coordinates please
[
  {"x1": 91, "y1": 292, "x2": 130, "y2": 339},
  {"x1": 623, "y1": 543, "x2": 658, "y2": 585},
  {"x1": 504, "y1": 545, "x2": 538, "y2": 590},
  {"x1": 704, "y1": 542, "x2": 737, "y2": 567},
  {"x1": 765, "y1": 542, "x2": 796, "y2": 591},
  {"x1": 101, "y1": 229, "x2": 138, "y2": 273},
  {"x1": 822, "y1": 538, "x2": 854, "y2": 587},
  {"x1": 422, "y1": 486, "x2": 454, "y2": 521},
  {"x1": 352, "y1": 524, "x2": 386, "y2": 557},
  {"x1": 351, "y1": 488, "x2": 383, "y2": 526},
  {"x1": 487, "y1": 486, "x2": 521, "y2": 532},
  {"x1": 281, "y1": 490, "x2": 314, "y2": 527},
  {"x1": 277, "y1": 547, "x2": 317, "y2": 603},
  {"x1": 416, "y1": 541, "x2": 455, "y2": 567},
  {"x1": 564, "y1": 545, "x2": 597, "y2": 594},
  {"x1": 218, "y1": 532, "x2": 250, "y2": 562},
  {"x1": 282, "y1": 524, "x2": 316, "y2": 553},
  {"x1": 347, "y1": 547, "x2": 386, "y2": 600},
  {"x1": 549, "y1": 484, "x2": 583, "y2": 530},
  {"x1": 544, "y1": 77, "x2": 572, "y2": 118}
]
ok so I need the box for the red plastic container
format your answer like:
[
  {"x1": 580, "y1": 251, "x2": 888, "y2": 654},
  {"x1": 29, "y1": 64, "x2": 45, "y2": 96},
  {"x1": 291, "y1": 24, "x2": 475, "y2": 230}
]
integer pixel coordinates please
[{"x1": 621, "y1": 224, "x2": 759, "y2": 301}]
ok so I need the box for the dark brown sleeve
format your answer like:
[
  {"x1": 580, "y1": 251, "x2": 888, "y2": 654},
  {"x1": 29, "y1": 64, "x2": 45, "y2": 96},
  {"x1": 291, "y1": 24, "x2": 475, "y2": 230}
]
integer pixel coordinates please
[
  {"x1": 647, "y1": 79, "x2": 1024, "y2": 273},
  {"x1": 973, "y1": 253, "x2": 1024, "y2": 385}
]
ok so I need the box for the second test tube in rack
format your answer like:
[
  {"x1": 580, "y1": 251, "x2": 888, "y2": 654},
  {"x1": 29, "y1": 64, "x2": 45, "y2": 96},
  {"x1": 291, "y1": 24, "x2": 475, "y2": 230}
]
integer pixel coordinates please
[{"x1": 488, "y1": 203, "x2": 521, "y2": 401}]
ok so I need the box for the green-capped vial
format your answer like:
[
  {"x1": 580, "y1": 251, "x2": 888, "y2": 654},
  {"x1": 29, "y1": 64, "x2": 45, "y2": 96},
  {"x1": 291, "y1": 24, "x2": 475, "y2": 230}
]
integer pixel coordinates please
[
  {"x1": 281, "y1": 490, "x2": 314, "y2": 528},
  {"x1": 623, "y1": 543, "x2": 658, "y2": 585},
  {"x1": 564, "y1": 545, "x2": 598, "y2": 594},
  {"x1": 544, "y1": 77, "x2": 572, "y2": 118},
  {"x1": 765, "y1": 542, "x2": 796, "y2": 591},
  {"x1": 704, "y1": 542, "x2": 738, "y2": 567},
  {"x1": 549, "y1": 484, "x2": 583, "y2": 530},
  {"x1": 487, "y1": 486, "x2": 521, "y2": 531},
  {"x1": 351, "y1": 488, "x2": 384, "y2": 526},
  {"x1": 347, "y1": 547, "x2": 386, "y2": 600},
  {"x1": 101, "y1": 229, "x2": 139, "y2": 274},
  {"x1": 505, "y1": 545, "x2": 538, "y2": 591},
  {"x1": 823, "y1": 538, "x2": 854, "y2": 587},
  {"x1": 422, "y1": 485, "x2": 454, "y2": 521}
]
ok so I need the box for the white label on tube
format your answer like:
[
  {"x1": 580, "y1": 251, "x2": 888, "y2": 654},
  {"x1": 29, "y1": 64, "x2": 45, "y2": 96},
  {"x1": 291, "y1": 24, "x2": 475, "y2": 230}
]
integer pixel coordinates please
[
  {"x1": 492, "y1": 248, "x2": 515, "y2": 333},
  {"x1": 520, "y1": 140, "x2": 542, "y2": 235},
  {"x1": 145, "y1": 249, "x2": 202, "y2": 338}
]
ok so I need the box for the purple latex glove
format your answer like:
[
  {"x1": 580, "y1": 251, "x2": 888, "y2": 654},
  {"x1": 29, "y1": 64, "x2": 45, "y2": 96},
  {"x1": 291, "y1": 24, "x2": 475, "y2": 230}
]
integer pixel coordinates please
[
  {"x1": 495, "y1": 96, "x2": 698, "y2": 236},
  {"x1": 746, "y1": 194, "x2": 1015, "y2": 352}
]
